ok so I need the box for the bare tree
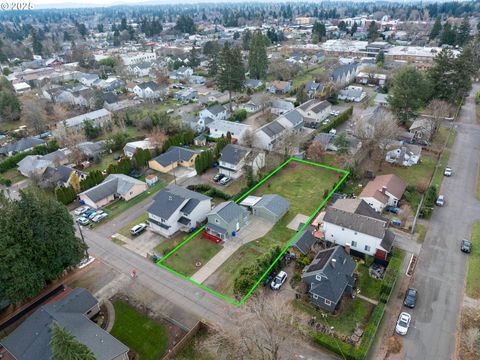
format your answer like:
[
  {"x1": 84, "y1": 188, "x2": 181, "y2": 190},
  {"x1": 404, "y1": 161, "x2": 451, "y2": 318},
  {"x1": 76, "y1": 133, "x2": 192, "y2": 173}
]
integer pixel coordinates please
[
  {"x1": 423, "y1": 99, "x2": 453, "y2": 140},
  {"x1": 22, "y1": 96, "x2": 47, "y2": 134},
  {"x1": 201, "y1": 294, "x2": 298, "y2": 360},
  {"x1": 242, "y1": 129, "x2": 254, "y2": 148},
  {"x1": 307, "y1": 141, "x2": 325, "y2": 163}
]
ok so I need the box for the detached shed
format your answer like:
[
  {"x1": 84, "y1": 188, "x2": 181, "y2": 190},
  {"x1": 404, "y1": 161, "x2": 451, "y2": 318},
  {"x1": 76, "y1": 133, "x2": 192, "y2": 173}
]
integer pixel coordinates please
[{"x1": 252, "y1": 194, "x2": 290, "y2": 223}]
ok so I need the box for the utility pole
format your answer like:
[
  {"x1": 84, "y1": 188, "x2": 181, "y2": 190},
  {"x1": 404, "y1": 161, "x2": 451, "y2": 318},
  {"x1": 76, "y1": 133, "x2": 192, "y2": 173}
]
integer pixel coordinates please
[{"x1": 77, "y1": 222, "x2": 89, "y2": 258}]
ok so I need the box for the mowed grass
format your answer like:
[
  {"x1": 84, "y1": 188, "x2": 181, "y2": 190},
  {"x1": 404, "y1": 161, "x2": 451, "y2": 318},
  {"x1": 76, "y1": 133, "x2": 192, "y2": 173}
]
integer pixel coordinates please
[
  {"x1": 111, "y1": 300, "x2": 168, "y2": 360},
  {"x1": 355, "y1": 264, "x2": 383, "y2": 300},
  {"x1": 159, "y1": 235, "x2": 224, "y2": 277},
  {"x1": 466, "y1": 221, "x2": 480, "y2": 299},
  {"x1": 476, "y1": 165, "x2": 480, "y2": 201},
  {"x1": 292, "y1": 65, "x2": 325, "y2": 89},
  {"x1": 292, "y1": 298, "x2": 374, "y2": 336},
  {"x1": 204, "y1": 162, "x2": 342, "y2": 297}
]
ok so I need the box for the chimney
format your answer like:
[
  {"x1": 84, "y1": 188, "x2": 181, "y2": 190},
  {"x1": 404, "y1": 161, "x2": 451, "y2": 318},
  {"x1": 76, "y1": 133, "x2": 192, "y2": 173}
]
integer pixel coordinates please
[
  {"x1": 331, "y1": 258, "x2": 337, "y2": 268},
  {"x1": 345, "y1": 243, "x2": 351, "y2": 254},
  {"x1": 381, "y1": 185, "x2": 387, "y2": 194}
]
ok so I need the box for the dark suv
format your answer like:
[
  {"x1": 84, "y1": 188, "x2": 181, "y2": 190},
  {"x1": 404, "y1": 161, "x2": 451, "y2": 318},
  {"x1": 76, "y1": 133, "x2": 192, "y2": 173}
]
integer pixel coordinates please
[
  {"x1": 404, "y1": 288, "x2": 418, "y2": 308},
  {"x1": 461, "y1": 239, "x2": 472, "y2": 253}
]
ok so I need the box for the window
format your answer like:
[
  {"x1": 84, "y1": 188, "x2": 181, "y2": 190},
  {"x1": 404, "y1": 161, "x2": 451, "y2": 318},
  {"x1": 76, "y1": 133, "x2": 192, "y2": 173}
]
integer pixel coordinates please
[
  {"x1": 351, "y1": 241, "x2": 357, "y2": 247},
  {"x1": 364, "y1": 245, "x2": 371, "y2": 252},
  {"x1": 324, "y1": 299, "x2": 332, "y2": 306}
]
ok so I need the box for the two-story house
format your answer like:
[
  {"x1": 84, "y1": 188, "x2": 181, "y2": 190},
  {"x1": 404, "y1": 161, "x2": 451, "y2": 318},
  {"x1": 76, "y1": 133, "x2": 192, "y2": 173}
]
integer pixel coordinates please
[
  {"x1": 296, "y1": 99, "x2": 332, "y2": 127},
  {"x1": 322, "y1": 198, "x2": 395, "y2": 260},
  {"x1": 205, "y1": 201, "x2": 249, "y2": 242},
  {"x1": 217, "y1": 144, "x2": 265, "y2": 179},
  {"x1": 147, "y1": 184, "x2": 212, "y2": 238},
  {"x1": 133, "y1": 81, "x2": 164, "y2": 100},
  {"x1": 199, "y1": 104, "x2": 228, "y2": 122},
  {"x1": 359, "y1": 174, "x2": 407, "y2": 212}
]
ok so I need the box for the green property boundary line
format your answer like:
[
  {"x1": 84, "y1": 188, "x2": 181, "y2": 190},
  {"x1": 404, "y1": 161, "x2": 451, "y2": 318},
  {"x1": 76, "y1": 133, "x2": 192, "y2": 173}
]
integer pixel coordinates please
[{"x1": 156, "y1": 157, "x2": 349, "y2": 307}]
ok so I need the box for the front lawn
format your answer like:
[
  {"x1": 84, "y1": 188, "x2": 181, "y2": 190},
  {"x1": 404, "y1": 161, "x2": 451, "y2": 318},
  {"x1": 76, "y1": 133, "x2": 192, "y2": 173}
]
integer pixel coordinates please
[
  {"x1": 204, "y1": 162, "x2": 342, "y2": 297},
  {"x1": 110, "y1": 300, "x2": 168, "y2": 360},
  {"x1": 292, "y1": 298, "x2": 374, "y2": 337},
  {"x1": 466, "y1": 221, "x2": 480, "y2": 299},
  {"x1": 158, "y1": 235, "x2": 224, "y2": 277},
  {"x1": 118, "y1": 213, "x2": 149, "y2": 239}
]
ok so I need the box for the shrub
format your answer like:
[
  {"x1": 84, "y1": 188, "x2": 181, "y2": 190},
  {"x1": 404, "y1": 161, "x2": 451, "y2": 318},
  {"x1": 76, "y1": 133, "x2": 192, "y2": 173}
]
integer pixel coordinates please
[
  {"x1": 322, "y1": 106, "x2": 353, "y2": 133},
  {"x1": 229, "y1": 109, "x2": 248, "y2": 122}
]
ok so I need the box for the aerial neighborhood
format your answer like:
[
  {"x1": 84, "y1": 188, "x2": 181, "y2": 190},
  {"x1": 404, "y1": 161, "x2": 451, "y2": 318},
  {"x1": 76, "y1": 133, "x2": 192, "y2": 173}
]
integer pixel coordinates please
[{"x1": 0, "y1": 2, "x2": 479, "y2": 360}]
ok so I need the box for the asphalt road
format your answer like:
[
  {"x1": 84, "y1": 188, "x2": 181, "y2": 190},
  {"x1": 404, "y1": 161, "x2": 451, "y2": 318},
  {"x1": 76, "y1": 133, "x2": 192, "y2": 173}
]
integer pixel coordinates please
[{"x1": 395, "y1": 84, "x2": 480, "y2": 360}]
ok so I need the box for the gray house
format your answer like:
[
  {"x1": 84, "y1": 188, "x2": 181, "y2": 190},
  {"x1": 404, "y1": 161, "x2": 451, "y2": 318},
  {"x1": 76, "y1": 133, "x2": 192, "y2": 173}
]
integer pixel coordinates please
[
  {"x1": 0, "y1": 137, "x2": 46, "y2": 157},
  {"x1": 252, "y1": 194, "x2": 290, "y2": 223},
  {"x1": 205, "y1": 201, "x2": 249, "y2": 241},
  {"x1": 302, "y1": 246, "x2": 356, "y2": 312},
  {"x1": 0, "y1": 288, "x2": 129, "y2": 360}
]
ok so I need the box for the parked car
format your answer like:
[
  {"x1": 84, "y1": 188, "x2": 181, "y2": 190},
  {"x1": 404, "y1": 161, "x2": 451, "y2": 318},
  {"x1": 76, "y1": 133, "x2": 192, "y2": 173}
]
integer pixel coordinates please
[
  {"x1": 89, "y1": 210, "x2": 104, "y2": 220},
  {"x1": 219, "y1": 176, "x2": 231, "y2": 185},
  {"x1": 270, "y1": 271, "x2": 288, "y2": 290},
  {"x1": 403, "y1": 288, "x2": 418, "y2": 308},
  {"x1": 82, "y1": 209, "x2": 96, "y2": 218},
  {"x1": 74, "y1": 206, "x2": 89, "y2": 215},
  {"x1": 395, "y1": 312, "x2": 411, "y2": 335},
  {"x1": 92, "y1": 213, "x2": 108, "y2": 223},
  {"x1": 131, "y1": 223, "x2": 147, "y2": 236},
  {"x1": 166, "y1": 108, "x2": 174, "y2": 114},
  {"x1": 329, "y1": 128, "x2": 337, "y2": 135},
  {"x1": 213, "y1": 173, "x2": 225, "y2": 182},
  {"x1": 444, "y1": 167, "x2": 453, "y2": 177},
  {"x1": 417, "y1": 139, "x2": 429, "y2": 146},
  {"x1": 436, "y1": 195, "x2": 445, "y2": 206},
  {"x1": 461, "y1": 239, "x2": 472, "y2": 253},
  {"x1": 330, "y1": 110, "x2": 340, "y2": 116},
  {"x1": 386, "y1": 206, "x2": 400, "y2": 214},
  {"x1": 77, "y1": 217, "x2": 90, "y2": 226}
]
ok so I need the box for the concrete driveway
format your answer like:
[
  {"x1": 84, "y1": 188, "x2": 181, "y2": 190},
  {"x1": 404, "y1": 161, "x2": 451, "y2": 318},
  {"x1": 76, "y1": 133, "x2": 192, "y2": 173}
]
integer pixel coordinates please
[{"x1": 388, "y1": 84, "x2": 480, "y2": 360}]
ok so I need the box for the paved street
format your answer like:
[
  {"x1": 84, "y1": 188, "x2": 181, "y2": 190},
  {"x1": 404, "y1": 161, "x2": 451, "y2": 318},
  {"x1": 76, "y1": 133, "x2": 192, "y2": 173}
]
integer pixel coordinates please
[{"x1": 393, "y1": 84, "x2": 480, "y2": 360}]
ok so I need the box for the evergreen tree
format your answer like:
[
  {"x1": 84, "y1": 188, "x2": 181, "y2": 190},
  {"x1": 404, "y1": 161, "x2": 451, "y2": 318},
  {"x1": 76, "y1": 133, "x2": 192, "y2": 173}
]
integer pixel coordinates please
[
  {"x1": 429, "y1": 17, "x2": 442, "y2": 40},
  {"x1": 248, "y1": 31, "x2": 268, "y2": 80},
  {"x1": 457, "y1": 17, "x2": 471, "y2": 46},
  {"x1": 312, "y1": 22, "x2": 326, "y2": 41},
  {"x1": 351, "y1": 22, "x2": 358, "y2": 35},
  {"x1": 367, "y1": 21, "x2": 379, "y2": 42},
  {"x1": 439, "y1": 22, "x2": 456, "y2": 45},
  {"x1": 189, "y1": 42, "x2": 200, "y2": 68},
  {"x1": 50, "y1": 322, "x2": 96, "y2": 360},
  {"x1": 376, "y1": 50, "x2": 385, "y2": 66},
  {"x1": 242, "y1": 29, "x2": 252, "y2": 50},
  {"x1": 217, "y1": 43, "x2": 245, "y2": 111}
]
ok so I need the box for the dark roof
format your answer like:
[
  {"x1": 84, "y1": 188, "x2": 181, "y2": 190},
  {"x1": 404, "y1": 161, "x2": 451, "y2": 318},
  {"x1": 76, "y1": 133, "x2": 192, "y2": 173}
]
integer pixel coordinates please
[
  {"x1": 137, "y1": 81, "x2": 160, "y2": 91},
  {"x1": 260, "y1": 120, "x2": 285, "y2": 138},
  {"x1": 380, "y1": 229, "x2": 395, "y2": 251},
  {"x1": 331, "y1": 62, "x2": 358, "y2": 81},
  {"x1": 310, "y1": 101, "x2": 331, "y2": 113},
  {"x1": 0, "y1": 137, "x2": 45, "y2": 155},
  {"x1": 102, "y1": 91, "x2": 119, "y2": 104},
  {"x1": 303, "y1": 246, "x2": 356, "y2": 303},
  {"x1": 207, "y1": 104, "x2": 226, "y2": 116},
  {"x1": 291, "y1": 225, "x2": 317, "y2": 254},
  {"x1": 219, "y1": 144, "x2": 249, "y2": 165},
  {"x1": 80, "y1": 178, "x2": 118, "y2": 202},
  {"x1": 148, "y1": 184, "x2": 210, "y2": 220},
  {"x1": 42, "y1": 165, "x2": 74, "y2": 183},
  {"x1": 152, "y1": 146, "x2": 198, "y2": 167},
  {"x1": 283, "y1": 110, "x2": 304, "y2": 127},
  {"x1": 324, "y1": 199, "x2": 389, "y2": 239},
  {"x1": 0, "y1": 288, "x2": 128, "y2": 360}
]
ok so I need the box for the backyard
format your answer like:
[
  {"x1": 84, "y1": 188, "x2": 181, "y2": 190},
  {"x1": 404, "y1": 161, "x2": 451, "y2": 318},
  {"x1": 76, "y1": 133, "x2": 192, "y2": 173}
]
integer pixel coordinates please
[
  {"x1": 110, "y1": 300, "x2": 169, "y2": 360},
  {"x1": 291, "y1": 65, "x2": 326, "y2": 89},
  {"x1": 203, "y1": 161, "x2": 344, "y2": 298}
]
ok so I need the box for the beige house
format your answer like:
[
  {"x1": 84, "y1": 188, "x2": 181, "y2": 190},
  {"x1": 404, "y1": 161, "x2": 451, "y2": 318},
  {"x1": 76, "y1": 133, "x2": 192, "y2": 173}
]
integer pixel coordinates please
[
  {"x1": 149, "y1": 146, "x2": 198, "y2": 173},
  {"x1": 79, "y1": 173, "x2": 147, "y2": 209}
]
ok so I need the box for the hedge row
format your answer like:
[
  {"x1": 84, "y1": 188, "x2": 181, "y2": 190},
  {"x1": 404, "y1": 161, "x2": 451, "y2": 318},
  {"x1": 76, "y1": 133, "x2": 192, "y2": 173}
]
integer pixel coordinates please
[
  {"x1": 321, "y1": 106, "x2": 354, "y2": 133},
  {"x1": 186, "y1": 184, "x2": 231, "y2": 200}
]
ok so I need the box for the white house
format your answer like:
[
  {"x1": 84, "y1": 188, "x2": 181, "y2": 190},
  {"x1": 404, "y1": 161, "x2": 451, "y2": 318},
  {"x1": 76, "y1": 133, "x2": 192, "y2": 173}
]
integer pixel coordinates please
[
  {"x1": 54, "y1": 109, "x2": 112, "y2": 136},
  {"x1": 322, "y1": 198, "x2": 394, "y2": 260},
  {"x1": 13, "y1": 82, "x2": 31, "y2": 94},
  {"x1": 133, "y1": 81, "x2": 164, "y2": 100},
  {"x1": 147, "y1": 184, "x2": 212, "y2": 238},
  {"x1": 199, "y1": 105, "x2": 228, "y2": 122},
  {"x1": 271, "y1": 99, "x2": 295, "y2": 115},
  {"x1": 123, "y1": 139, "x2": 156, "y2": 158},
  {"x1": 338, "y1": 86, "x2": 366, "y2": 102},
  {"x1": 218, "y1": 144, "x2": 265, "y2": 179},
  {"x1": 359, "y1": 174, "x2": 407, "y2": 212},
  {"x1": 296, "y1": 99, "x2": 332, "y2": 126},
  {"x1": 121, "y1": 52, "x2": 157, "y2": 66},
  {"x1": 207, "y1": 119, "x2": 252, "y2": 144}
]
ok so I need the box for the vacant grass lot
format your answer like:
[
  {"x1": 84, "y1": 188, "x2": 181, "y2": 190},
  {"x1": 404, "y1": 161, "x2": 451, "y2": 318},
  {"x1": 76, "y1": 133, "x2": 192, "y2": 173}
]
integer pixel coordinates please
[
  {"x1": 293, "y1": 298, "x2": 374, "y2": 336},
  {"x1": 204, "y1": 161, "x2": 342, "y2": 297},
  {"x1": 466, "y1": 221, "x2": 480, "y2": 299},
  {"x1": 291, "y1": 65, "x2": 325, "y2": 89},
  {"x1": 111, "y1": 300, "x2": 168, "y2": 360}
]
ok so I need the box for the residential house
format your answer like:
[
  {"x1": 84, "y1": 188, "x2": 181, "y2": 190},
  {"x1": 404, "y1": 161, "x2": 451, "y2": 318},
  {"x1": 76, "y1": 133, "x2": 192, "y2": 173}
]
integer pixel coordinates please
[
  {"x1": 126, "y1": 62, "x2": 153, "y2": 78},
  {"x1": 147, "y1": 184, "x2": 212, "y2": 237},
  {"x1": 79, "y1": 73, "x2": 100, "y2": 87},
  {"x1": 13, "y1": 82, "x2": 31, "y2": 94},
  {"x1": 254, "y1": 120, "x2": 287, "y2": 151},
  {"x1": 54, "y1": 109, "x2": 112, "y2": 136},
  {"x1": 17, "y1": 148, "x2": 71, "y2": 177},
  {"x1": 218, "y1": 144, "x2": 265, "y2": 179},
  {"x1": 359, "y1": 174, "x2": 407, "y2": 212},
  {"x1": 409, "y1": 118, "x2": 434, "y2": 141},
  {"x1": 95, "y1": 77, "x2": 125, "y2": 92},
  {"x1": 330, "y1": 63, "x2": 359, "y2": 87},
  {"x1": 121, "y1": 51, "x2": 157, "y2": 65},
  {"x1": 193, "y1": 134, "x2": 207, "y2": 146},
  {"x1": 322, "y1": 198, "x2": 395, "y2": 260},
  {"x1": 305, "y1": 81, "x2": 324, "y2": 99},
  {"x1": 355, "y1": 72, "x2": 387, "y2": 86},
  {"x1": 244, "y1": 79, "x2": 264, "y2": 91},
  {"x1": 79, "y1": 174, "x2": 147, "y2": 209},
  {"x1": 77, "y1": 141, "x2": 105, "y2": 160},
  {"x1": 338, "y1": 86, "x2": 366, "y2": 102},
  {"x1": 385, "y1": 143, "x2": 422, "y2": 167},
  {"x1": 148, "y1": 146, "x2": 198, "y2": 173},
  {"x1": 267, "y1": 80, "x2": 291, "y2": 94},
  {"x1": 205, "y1": 201, "x2": 249, "y2": 241},
  {"x1": 207, "y1": 119, "x2": 252, "y2": 144},
  {"x1": 291, "y1": 225, "x2": 318, "y2": 255},
  {"x1": 313, "y1": 133, "x2": 362, "y2": 155},
  {"x1": 123, "y1": 139, "x2": 156, "y2": 158},
  {"x1": 276, "y1": 109, "x2": 304, "y2": 131},
  {"x1": 199, "y1": 105, "x2": 228, "y2": 122},
  {"x1": 302, "y1": 246, "x2": 356, "y2": 312},
  {"x1": 189, "y1": 75, "x2": 206, "y2": 85},
  {"x1": 40, "y1": 165, "x2": 87, "y2": 189},
  {"x1": 251, "y1": 194, "x2": 290, "y2": 223},
  {"x1": 297, "y1": 99, "x2": 332, "y2": 126},
  {"x1": 240, "y1": 97, "x2": 262, "y2": 113},
  {"x1": 133, "y1": 81, "x2": 164, "y2": 100},
  {"x1": 169, "y1": 66, "x2": 193, "y2": 80},
  {"x1": 0, "y1": 288, "x2": 129, "y2": 360},
  {"x1": 271, "y1": 99, "x2": 294, "y2": 115},
  {"x1": 0, "y1": 137, "x2": 45, "y2": 157},
  {"x1": 175, "y1": 88, "x2": 198, "y2": 102}
]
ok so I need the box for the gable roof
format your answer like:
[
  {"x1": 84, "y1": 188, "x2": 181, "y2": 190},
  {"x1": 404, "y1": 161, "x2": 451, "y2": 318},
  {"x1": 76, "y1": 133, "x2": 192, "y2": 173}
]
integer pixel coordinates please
[
  {"x1": 331, "y1": 62, "x2": 358, "y2": 81},
  {"x1": 207, "y1": 104, "x2": 226, "y2": 115},
  {"x1": 360, "y1": 174, "x2": 407, "y2": 202},
  {"x1": 253, "y1": 194, "x2": 290, "y2": 217},
  {"x1": 219, "y1": 144, "x2": 249, "y2": 165},
  {"x1": 291, "y1": 225, "x2": 317, "y2": 255},
  {"x1": 148, "y1": 184, "x2": 211, "y2": 220},
  {"x1": 137, "y1": 81, "x2": 160, "y2": 91},
  {"x1": 0, "y1": 288, "x2": 128, "y2": 360},
  {"x1": 0, "y1": 137, "x2": 45, "y2": 155},
  {"x1": 260, "y1": 120, "x2": 285, "y2": 138},
  {"x1": 79, "y1": 174, "x2": 145, "y2": 203},
  {"x1": 208, "y1": 201, "x2": 246, "y2": 224},
  {"x1": 303, "y1": 246, "x2": 356, "y2": 303},
  {"x1": 152, "y1": 146, "x2": 198, "y2": 167},
  {"x1": 281, "y1": 110, "x2": 304, "y2": 127}
]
